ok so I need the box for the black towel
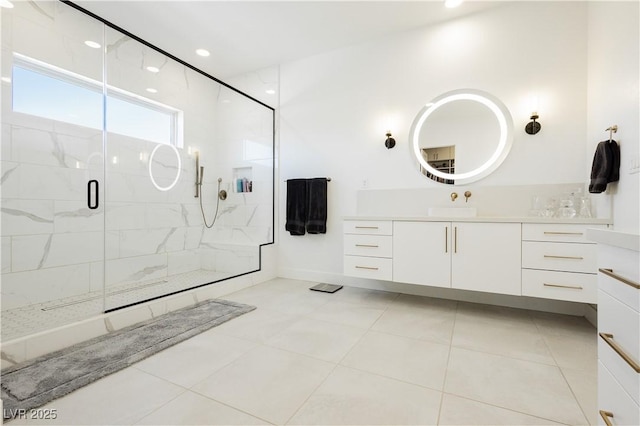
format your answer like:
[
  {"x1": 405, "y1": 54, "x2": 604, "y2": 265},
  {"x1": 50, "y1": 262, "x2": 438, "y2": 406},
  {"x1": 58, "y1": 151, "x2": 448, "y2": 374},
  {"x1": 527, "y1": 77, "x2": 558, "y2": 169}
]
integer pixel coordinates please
[
  {"x1": 285, "y1": 179, "x2": 307, "y2": 235},
  {"x1": 589, "y1": 140, "x2": 620, "y2": 193},
  {"x1": 306, "y1": 178, "x2": 328, "y2": 234}
]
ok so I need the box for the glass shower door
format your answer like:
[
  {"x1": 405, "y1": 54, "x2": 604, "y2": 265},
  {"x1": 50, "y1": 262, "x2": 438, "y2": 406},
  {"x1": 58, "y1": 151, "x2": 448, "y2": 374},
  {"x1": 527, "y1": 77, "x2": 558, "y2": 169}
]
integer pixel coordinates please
[{"x1": 0, "y1": 1, "x2": 105, "y2": 341}]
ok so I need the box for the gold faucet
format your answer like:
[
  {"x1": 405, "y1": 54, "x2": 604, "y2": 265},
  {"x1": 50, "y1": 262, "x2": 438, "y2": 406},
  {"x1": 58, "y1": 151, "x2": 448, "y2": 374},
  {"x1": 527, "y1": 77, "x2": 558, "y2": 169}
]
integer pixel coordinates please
[
  {"x1": 450, "y1": 192, "x2": 458, "y2": 202},
  {"x1": 464, "y1": 191, "x2": 472, "y2": 202}
]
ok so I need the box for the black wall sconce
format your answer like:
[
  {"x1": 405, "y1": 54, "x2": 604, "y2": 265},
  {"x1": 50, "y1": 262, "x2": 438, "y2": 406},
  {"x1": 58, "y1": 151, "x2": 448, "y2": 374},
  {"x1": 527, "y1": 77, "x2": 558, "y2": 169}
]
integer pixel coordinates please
[
  {"x1": 385, "y1": 131, "x2": 396, "y2": 149},
  {"x1": 525, "y1": 112, "x2": 541, "y2": 135}
]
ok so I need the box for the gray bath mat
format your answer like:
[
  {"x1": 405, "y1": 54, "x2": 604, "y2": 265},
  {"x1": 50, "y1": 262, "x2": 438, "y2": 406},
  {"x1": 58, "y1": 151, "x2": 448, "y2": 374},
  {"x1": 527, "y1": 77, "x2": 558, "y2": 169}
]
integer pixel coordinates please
[{"x1": 1, "y1": 299, "x2": 255, "y2": 420}]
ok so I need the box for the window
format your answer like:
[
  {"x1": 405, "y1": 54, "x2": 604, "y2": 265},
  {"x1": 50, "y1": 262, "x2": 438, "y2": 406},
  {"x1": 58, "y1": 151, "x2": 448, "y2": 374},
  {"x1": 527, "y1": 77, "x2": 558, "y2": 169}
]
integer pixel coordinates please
[{"x1": 12, "y1": 54, "x2": 182, "y2": 146}]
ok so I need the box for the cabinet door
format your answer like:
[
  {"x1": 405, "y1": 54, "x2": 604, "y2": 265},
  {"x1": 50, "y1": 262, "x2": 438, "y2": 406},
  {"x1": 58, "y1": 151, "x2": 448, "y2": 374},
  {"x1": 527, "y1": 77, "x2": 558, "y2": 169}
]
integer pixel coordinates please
[
  {"x1": 393, "y1": 221, "x2": 451, "y2": 288},
  {"x1": 451, "y1": 222, "x2": 521, "y2": 295}
]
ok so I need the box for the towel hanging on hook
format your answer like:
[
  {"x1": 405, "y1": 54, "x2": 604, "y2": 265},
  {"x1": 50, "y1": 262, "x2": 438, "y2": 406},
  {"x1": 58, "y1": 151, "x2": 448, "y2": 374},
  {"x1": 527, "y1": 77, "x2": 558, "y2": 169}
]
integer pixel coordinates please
[{"x1": 589, "y1": 125, "x2": 620, "y2": 193}]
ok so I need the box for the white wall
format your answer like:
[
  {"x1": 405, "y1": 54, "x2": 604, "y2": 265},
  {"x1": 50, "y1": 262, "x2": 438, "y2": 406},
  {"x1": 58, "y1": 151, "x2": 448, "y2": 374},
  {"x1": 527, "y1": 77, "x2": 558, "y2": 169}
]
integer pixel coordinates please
[
  {"x1": 278, "y1": 2, "x2": 592, "y2": 281},
  {"x1": 587, "y1": 1, "x2": 640, "y2": 234}
]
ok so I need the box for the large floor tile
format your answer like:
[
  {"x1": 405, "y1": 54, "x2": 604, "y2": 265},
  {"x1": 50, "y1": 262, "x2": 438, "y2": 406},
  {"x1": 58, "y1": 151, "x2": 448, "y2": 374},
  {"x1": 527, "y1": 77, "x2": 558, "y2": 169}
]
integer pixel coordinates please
[
  {"x1": 544, "y1": 331, "x2": 597, "y2": 372},
  {"x1": 531, "y1": 311, "x2": 596, "y2": 338},
  {"x1": 328, "y1": 286, "x2": 399, "y2": 309},
  {"x1": 341, "y1": 330, "x2": 449, "y2": 390},
  {"x1": 266, "y1": 317, "x2": 366, "y2": 362},
  {"x1": 444, "y1": 347, "x2": 587, "y2": 425},
  {"x1": 288, "y1": 366, "x2": 441, "y2": 425},
  {"x1": 562, "y1": 366, "x2": 598, "y2": 425},
  {"x1": 31, "y1": 368, "x2": 184, "y2": 425},
  {"x1": 451, "y1": 316, "x2": 555, "y2": 365},
  {"x1": 307, "y1": 300, "x2": 385, "y2": 329},
  {"x1": 371, "y1": 299, "x2": 456, "y2": 344},
  {"x1": 133, "y1": 331, "x2": 256, "y2": 388},
  {"x1": 135, "y1": 390, "x2": 269, "y2": 425},
  {"x1": 455, "y1": 302, "x2": 538, "y2": 331},
  {"x1": 211, "y1": 307, "x2": 301, "y2": 343},
  {"x1": 438, "y1": 394, "x2": 563, "y2": 425},
  {"x1": 192, "y1": 345, "x2": 333, "y2": 425}
]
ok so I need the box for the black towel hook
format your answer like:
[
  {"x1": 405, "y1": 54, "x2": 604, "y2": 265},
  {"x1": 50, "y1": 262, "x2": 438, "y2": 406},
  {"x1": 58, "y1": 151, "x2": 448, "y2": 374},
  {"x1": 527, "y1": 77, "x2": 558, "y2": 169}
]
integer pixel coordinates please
[{"x1": 606, "y1": 125, "x2": 618, "y2": 142}]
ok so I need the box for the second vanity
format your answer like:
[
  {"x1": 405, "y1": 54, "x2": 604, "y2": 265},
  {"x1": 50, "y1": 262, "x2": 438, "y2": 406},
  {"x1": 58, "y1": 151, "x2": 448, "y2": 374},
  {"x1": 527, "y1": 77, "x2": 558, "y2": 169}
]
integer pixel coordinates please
[{"x1": 344, "y1": 217, "x2": 611, "y2": 304}]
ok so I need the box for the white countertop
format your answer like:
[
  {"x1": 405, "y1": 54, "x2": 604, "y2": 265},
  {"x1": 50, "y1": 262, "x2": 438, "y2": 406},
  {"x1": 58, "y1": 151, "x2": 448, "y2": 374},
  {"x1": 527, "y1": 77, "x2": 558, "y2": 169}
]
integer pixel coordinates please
[
  {"x1": 344, "y1": 216, "x2": 613, "y2": 225},
  {"x1": 586, "y1": 228, "x2": 640, "y2": 251}
]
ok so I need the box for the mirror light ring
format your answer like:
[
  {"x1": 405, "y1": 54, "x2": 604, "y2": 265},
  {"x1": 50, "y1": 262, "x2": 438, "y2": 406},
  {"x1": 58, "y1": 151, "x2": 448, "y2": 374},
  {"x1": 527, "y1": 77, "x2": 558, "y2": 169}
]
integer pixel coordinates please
[
  {"x1": 148, "y1": 143, "x2": 182, "y2": 191},
  {"x1": 411, "y1": 91, "x2": 510, "y2": 182}
]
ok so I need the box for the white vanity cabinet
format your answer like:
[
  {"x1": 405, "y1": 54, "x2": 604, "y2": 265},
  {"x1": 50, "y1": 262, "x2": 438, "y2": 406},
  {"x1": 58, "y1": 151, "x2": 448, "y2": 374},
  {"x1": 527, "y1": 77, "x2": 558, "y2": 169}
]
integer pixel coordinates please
[
  {"x1": 393, "y1": 221, "x2": 451, "y2": 288},
  {"x1": 521, "y1": 224, "x2": 603, "y2": 303},
  {"x1": 343, "y1": 220, "x2": 393, "y2": 281},
  {"x1": 391, "y1": 221, "x2": 521, "y2": 295},
  {"x1": 450, "y1": 222, "x2": 522, "y2": 295},
  {"x1": 588, "y1": 229, "x2": 640, "y2": 426}
]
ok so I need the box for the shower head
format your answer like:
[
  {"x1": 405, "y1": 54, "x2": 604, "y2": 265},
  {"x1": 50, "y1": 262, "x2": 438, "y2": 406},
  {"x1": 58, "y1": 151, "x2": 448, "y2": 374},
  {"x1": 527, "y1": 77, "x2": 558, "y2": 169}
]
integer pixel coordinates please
[{"x1": 218, "y1": 177, "x2": 222, "y2": 183}]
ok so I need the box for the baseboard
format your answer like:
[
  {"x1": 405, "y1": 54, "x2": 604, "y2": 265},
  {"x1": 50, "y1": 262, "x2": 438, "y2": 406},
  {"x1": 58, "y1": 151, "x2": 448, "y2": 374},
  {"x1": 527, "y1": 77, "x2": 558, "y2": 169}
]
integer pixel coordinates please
[{"x1": 278, "y1": 267, "x2": 589, "y2": 316}]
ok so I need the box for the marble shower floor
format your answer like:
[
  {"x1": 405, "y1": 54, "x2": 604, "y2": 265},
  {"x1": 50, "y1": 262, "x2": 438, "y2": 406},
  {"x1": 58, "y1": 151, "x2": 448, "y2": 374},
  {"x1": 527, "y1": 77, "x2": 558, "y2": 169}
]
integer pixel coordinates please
[
  {"x1": 1, "y1": 269, "x2": 231, "y2": 342},
  {"x1": 7, "y1": 277, "x2": 598, "y2": 425}
]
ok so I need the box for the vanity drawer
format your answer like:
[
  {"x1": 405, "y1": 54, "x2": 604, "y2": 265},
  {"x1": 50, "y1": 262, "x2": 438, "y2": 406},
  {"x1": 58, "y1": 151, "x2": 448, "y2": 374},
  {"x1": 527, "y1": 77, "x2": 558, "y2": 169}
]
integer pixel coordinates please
[
  {"x1": 522, "y1": 241, "x2": 597, "y2": 273},
  {"x1": 343, "y1": 255, "x2": 392, "y2": 281},
  {"x1": 522, "y1": 269, "x2": 596, "y2": 303},
  {"x1": 344, "y1": 234, "x2": 392, "y2": 257},
  {"x1": 598, "y1": 361, "x2": 640, "y2": 426},
  {"x1": 523, "y1": 224, "x2": 603, "y2": 243},
  {"x1": 598, "y1": 290, "x2": 640, "y2": 405},
  {"x1": 343, "y1": 220, "x2": 392, "y2": 236}
]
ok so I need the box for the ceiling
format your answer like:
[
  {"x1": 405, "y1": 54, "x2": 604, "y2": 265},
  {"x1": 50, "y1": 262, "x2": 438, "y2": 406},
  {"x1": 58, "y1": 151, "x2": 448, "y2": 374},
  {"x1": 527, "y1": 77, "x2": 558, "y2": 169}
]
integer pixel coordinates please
[{"x1": 74, "y1": 1, "x2": 501, "y2": 78}]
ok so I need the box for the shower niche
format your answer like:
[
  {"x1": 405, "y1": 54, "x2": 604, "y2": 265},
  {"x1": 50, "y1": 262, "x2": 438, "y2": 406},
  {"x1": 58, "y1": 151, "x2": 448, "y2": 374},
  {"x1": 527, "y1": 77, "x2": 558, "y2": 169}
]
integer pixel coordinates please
[{"x1": 0, "y1": 1, "x2": 275, "y2": 340}]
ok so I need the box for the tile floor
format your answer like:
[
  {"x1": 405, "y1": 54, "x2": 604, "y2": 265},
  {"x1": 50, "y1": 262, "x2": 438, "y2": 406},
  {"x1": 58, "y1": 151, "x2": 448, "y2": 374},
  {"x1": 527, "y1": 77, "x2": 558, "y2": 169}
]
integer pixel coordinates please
[{"x1": 7, "y1": 278, "x2": 597, "y2": 425}]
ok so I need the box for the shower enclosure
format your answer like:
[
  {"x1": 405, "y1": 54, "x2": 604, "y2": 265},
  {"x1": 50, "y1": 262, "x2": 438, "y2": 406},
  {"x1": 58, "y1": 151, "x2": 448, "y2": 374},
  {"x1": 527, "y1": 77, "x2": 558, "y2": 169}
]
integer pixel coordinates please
[{"x1": 1, "y1": 1, "x2": 275, "y2": 341}]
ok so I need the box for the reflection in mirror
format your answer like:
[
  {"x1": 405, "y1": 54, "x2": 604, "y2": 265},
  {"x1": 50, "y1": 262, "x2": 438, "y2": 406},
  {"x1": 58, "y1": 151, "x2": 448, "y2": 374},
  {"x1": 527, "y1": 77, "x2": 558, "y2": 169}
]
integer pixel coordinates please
[{"x1": 410, "y1": 89, "x2": 513, "y2": 185}]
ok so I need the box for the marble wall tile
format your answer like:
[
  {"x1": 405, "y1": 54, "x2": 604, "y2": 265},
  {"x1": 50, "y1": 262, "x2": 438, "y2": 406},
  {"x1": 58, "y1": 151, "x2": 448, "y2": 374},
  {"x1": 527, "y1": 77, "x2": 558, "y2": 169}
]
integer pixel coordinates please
[
  {"x1": 44, "y1": 231, "x2": 103, "y2": 269},
  {"x1": 146, "y1": 203, "x2": 185, "y2": 229},
  {"x1": 105, "y1": 253, "x2": 168, "y2": 287},
  {"x1": 1, "y1": 161, "x2": 20, "y2": 199},
  {"x1": 1, "y1": 263, "x2": 91, "y2": 309},
  {"x1": 1, "y1": 199, "x2": 54, "y2": 236},
  {"x1": 2, "y1": 122, "x2": 12, "y2": 161},
  {"x1": 105, "y1": 203, "x2": 147, "y2": 231},
  {"x1": 15, "y1": 163, "x2": 88, "y2": 200},
  {"x1": 167, "y1": 249, "x2": 201, "y2": 276},
  {"x1": 119, "y1": 227, "x2": 187, "y2": 258},
  {"x1": 2, "y1": 236, "x2": 11, "y2": 273},
  {"x1": 90, "y1": 261, "x2": 105, "y2": 293},
  {"x1": 54, "y1": 200, "x2": 103, "y2": 233},
  {"x1": 11, "y1": 234, "x2": 51, "y2": 272}
]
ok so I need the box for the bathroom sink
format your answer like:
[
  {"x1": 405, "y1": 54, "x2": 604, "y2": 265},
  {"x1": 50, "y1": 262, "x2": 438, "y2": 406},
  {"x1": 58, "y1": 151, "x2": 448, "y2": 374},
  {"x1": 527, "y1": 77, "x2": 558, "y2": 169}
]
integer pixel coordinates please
[{"x1": 427, "y1": 207, "x2": 477, "y2": 217}]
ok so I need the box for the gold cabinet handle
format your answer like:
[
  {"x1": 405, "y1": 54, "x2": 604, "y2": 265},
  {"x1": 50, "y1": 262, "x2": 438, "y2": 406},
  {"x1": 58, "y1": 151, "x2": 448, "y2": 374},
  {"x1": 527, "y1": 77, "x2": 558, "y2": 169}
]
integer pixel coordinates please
[
  {"x1": 543, "y1": 255, "x2": 584, "y2": 260},
  {"x1": 599, "y1": 410, "x2": 614, "y2": 426},
  {"x1": 355, "y1": 266, "x2": 379, "y2": 271},
  {"x1": 599, "y1": 332, "x2": 640, "y2": 373},
  {"x1": 355, "y1": 226, "x2": 379, "y2": 229},
  {"x1": 599, "y1": 268, "x2": 640, "y2": 290},
  {"x1": 445, "y1": 226, "x2": 448, "y2": 253},
  {"x1": 543, "y1": 283, "x2": 583, "y2": 290},
  {"x1": 355, "y1": 244, "x2": 379, "y2": 248},
  {"x1": 454, "y1": 226, "x2": 458, "y2": 254},
  {"x1": 543, "y1": 231, "x2": 584, "y2": 236}
]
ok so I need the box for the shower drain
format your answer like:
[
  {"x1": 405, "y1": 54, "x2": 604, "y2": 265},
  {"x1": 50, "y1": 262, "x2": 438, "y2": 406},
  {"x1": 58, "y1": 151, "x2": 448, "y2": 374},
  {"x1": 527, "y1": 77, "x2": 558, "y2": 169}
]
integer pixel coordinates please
[{"x1": 41, "y1": 280, "x2": 169, "y2": 311}]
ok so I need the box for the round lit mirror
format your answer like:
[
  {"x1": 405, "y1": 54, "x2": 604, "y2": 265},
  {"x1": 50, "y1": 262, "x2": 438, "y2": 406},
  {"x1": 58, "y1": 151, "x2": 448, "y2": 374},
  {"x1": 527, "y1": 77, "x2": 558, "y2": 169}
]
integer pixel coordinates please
[{"x1": 409, "y1": 89, "x2": 514, "y2": 185}]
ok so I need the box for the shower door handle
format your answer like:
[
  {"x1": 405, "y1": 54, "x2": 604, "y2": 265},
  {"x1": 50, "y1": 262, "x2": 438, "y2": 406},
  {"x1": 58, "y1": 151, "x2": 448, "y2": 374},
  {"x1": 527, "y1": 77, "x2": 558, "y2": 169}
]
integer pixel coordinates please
[{"x1": 87, "y1": 180, "x2": 99, "y2": 210}]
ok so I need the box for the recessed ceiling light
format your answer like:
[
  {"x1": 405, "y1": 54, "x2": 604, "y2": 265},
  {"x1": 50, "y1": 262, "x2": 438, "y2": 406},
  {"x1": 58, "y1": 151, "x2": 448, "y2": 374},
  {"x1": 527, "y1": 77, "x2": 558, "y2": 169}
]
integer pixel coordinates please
[
  {"x1": 84, "y1": 40, "x2": 101, "y2": 49},
  {"x1": 444, "y1": 0, "x2": 463, "y2": 8},
  {"x1": 265, "y1": 89, "x2": 276, "y2": 95},
  {"x1": 146, "y1": 66, "x2": 160, "y2": 73},
  {"x1": 195, "y1": 49, "x2": 210, "y2": 57},
  {"x1": 1, "y1": 77, "x2": 11, "y2": 83},
  {"x1": 146, "y1": 88, "x2": 158, "y2": 94},
  {"x1": 0, "y1": 0, "x2": 15, "y2": 9}
]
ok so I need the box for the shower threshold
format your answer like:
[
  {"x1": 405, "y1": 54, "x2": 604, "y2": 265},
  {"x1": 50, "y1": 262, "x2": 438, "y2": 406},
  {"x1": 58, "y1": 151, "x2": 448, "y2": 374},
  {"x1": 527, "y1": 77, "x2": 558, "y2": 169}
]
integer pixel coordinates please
[{"x1": 1, "y1": 269, "x2": 231, "y2": 342}]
